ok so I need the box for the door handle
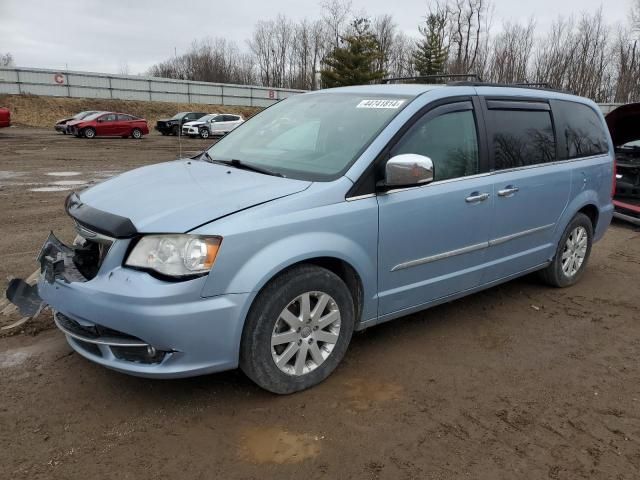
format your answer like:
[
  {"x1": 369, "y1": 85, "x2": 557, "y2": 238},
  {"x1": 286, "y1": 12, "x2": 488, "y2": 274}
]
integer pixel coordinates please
[
  {"x1": 497, "y1": 186, "x2": 519, "y2": 197},
  {"x1": 465, "y1": 192, "x2": 490, "y2": 203}
]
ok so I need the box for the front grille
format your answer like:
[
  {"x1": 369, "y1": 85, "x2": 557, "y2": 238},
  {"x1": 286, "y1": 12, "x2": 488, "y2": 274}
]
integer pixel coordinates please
[{"x1": 71, "y1": 338, "x2": 103, "y2": 357}]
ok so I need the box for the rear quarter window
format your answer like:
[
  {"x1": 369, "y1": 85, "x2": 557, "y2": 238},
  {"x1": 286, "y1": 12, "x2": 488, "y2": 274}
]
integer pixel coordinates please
[{"x1": 551, "y1": 100, "x2": 609, "y2": 159}]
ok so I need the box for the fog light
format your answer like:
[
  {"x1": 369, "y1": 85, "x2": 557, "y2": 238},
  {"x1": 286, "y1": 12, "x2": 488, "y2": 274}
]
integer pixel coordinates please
[{"x1": 147, "y1": 345, "x2": 156, "y2": 356}]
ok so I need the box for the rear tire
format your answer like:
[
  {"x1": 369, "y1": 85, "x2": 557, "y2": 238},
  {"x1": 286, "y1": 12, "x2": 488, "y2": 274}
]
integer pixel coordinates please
[
  {"x1": 240, "y1": 265, "x2": 355, "y2": 394},
  {"x1": 132, "y1": 128, "x2": 142, "y2": 139},
  {"x1": 539, "y1": 213, "x2": 593, "y2": 287},
  {"x1": 172, "y1": 125, "x2": 179, "y2": 136},
  {"x1": 83, "y1": 127, "x2": 95, "y2": 139}
]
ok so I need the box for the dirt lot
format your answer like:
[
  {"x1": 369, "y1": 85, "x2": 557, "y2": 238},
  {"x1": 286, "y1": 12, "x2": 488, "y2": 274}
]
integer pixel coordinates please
[{"x1": 1, "y1": 127, "x2": 639, "y2": 479}]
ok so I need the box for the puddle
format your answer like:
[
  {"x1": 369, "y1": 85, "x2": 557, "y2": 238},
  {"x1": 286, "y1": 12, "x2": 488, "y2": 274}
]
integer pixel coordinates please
[
  {"x1": 239, "y1": 427, "x2": 321, "y2": 464},
  {"x1": 46, "y1": 171, "x2": 82, "y2": 177},
  {"x1": 94, "y1": 170, "x2": 121, "y2": 177},
  {"x1": 50, "y1": 180, "x2": 88, "y2": 186},
  {"x1": 29, "y1": 186, "x2": 73, "y2": 192},
  {"x1": 0, "y1": 335, "x2": 68, "y2": 369},
  {"x1": 0, "y1": 171, "x2": 26, "y2": 180},
  {"x1": 343, "y1": 378, "x2": 404, "y2": 411},
  {"x1": 0, "y1": 350, "x2": 30, "y2": 368}
]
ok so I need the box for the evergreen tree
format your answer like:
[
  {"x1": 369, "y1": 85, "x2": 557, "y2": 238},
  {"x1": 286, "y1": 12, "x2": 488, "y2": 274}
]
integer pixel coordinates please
[
  {"x1": 321, "y1": 18, "x2": 386, "y2": 87},
  {"x1": 413, "y1": 13, "x2": 448, "y2": 78}
]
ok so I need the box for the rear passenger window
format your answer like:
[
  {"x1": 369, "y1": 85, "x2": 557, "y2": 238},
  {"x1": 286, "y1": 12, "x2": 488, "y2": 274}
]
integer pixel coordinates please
[
  {"x1": 488, "y1": 109, "x2": 556, "y2": 170},
  {"x1": 552, "y1": 100, "x2": 609, "y2": 159},
  {"x1": 393, "y1": 108, "x2": 479, "y2": 181}
]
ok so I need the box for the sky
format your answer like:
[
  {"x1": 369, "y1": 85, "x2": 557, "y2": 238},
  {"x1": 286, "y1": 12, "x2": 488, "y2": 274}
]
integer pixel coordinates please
[{"x1": 0, "y1": 0, "x2": 632, "y2": 75}]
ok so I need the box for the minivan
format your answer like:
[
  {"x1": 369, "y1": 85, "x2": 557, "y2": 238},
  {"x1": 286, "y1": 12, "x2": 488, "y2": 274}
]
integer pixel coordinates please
[{"x1": 7, "y1": 83, "x2": 614, "y2": 394}]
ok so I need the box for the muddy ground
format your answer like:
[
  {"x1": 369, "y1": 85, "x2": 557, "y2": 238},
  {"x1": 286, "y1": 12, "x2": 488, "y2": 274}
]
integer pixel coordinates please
[{"x1": 1, "y1": 127, "x2": 639, "y2": 479}]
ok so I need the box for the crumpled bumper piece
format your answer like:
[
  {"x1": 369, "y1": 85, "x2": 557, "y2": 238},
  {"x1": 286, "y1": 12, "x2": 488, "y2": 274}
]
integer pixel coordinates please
[
  {"x1": 5, "y1": 232, "x2": 85, "y2": 316},
  {"x1": 5, "y1": 278, "x2": 43, "y2": 317}
]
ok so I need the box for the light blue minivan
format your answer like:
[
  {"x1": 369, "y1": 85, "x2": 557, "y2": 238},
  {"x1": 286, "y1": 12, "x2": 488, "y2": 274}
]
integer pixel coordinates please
[{"x1": 7, "y1": 82, "x2": 615, "y2": 393}]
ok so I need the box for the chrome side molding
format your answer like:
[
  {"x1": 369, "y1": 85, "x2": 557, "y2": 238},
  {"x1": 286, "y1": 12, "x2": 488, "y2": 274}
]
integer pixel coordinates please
[{"x1": 391, "y1": 223, "x2": 556, "y2": 271}]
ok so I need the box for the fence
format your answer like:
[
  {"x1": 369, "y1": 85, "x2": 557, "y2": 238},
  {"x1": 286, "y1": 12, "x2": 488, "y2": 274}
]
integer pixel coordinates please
[{"x1": 0, "y1": 67, "x2": 305, "y2": 107}]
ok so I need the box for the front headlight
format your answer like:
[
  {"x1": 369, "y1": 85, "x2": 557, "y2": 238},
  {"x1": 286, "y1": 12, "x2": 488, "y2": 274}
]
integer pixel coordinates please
[{"x1": 125, "y1": 235, "x2": 222, "y2": 278}]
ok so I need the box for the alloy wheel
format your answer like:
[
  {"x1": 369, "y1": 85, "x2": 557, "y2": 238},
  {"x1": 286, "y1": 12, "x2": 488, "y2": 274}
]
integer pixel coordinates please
[
  {"x1": 271, "y1": 291, "x2": 341, "y2": 376},
  {"x1": 561, "y1": 226, "x2": 588, "y2": 277}
]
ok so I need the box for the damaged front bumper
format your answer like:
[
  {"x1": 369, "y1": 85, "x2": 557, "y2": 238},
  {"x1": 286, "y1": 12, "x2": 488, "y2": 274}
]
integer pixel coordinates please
[{"x1": 6, "y1": 231, "x2": 250, "y2": 378}]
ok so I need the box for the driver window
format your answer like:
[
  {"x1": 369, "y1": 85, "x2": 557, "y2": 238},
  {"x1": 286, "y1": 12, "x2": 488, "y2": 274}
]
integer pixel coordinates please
[
  {"x1": 102, "y1": 114, "x2": 116, "y2": 122},
  {"x1": 393, "y1": 107, "x2": 479, "y2": 181}
]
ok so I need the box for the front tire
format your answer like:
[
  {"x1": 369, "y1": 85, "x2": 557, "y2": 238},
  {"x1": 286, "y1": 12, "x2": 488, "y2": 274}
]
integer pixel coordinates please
[
  {"x1": 540, "y1": 213, "x2": 593, "y2": 287},
  {"x1": 83, "y1": 127, "x2": 95, "y2": 139},
  {"x1": 199, "y1": 128, "x2": 210, "y2": 139},
  {"x1": 240, "y1": 265, "x2": 355, "y2": 394}
]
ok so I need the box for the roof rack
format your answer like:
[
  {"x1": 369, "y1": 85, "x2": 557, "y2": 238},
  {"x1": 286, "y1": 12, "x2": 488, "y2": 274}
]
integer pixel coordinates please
[
  {"x1": 380, "y1": 74, "x2": 483, "y2": 84},
  {"x1": 447, "y1": 80, "x2": 564, "y2": 93},
  {"x1": 379, "y1": 75, "x2": 566, "y2": 93}
]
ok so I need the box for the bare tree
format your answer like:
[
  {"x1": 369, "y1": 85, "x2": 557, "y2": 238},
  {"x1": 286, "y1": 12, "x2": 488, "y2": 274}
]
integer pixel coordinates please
[
  {"x1": 371, "y1": 14, "x2": 397, "y2": 74},
  {"x1": 0, "y1": 52, "x2": 14, "y2": 67},
  {"x1": 321, "y1": 0, "x2": 352, "y2": 49},
  {"x1": 486, "y1": 20, "x2": 535, "y2": 83},
  {"x1": 448, "y1": 0, "x2": 488, "y2": 75}
]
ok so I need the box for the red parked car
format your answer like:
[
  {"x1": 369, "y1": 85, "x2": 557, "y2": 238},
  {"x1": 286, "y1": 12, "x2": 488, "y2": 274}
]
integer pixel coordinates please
[
  {"x1": 67, "y1": 112, "x2": 149, "y2": 139},
  {"x1": 0, "y1": 107, "x2": 10, "y2": 128}
]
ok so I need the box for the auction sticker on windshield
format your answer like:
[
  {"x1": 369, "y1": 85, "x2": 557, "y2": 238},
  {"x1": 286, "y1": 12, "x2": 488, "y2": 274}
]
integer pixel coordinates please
[{"x1": 356, "y1": 99, "x2": 405, "y2": 109}]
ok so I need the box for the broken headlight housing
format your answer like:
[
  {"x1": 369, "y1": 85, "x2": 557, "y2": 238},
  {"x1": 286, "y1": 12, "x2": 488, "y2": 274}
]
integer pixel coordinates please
[{"x1": 125, "y1": 235, "x2": 221, "y2": 278}]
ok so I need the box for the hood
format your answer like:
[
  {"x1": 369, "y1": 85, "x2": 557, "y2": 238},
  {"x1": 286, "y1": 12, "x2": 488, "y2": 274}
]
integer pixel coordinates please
[
  {"x1": 77, "y1": 159, "x2": 311, "y2": 233},
  {"x1": 67, "y1": 119, "x2": 87, "y2": 127},
  {"x1": 606, "y1": 103, "x2": 640, "y2": 147},
  {"x1": 183, "y1": 120, "x2": 205, "y2": 127},
  {"x1": 56, "y1": 117, "x2": 73, "y2": 125},
  {"x1": 158, "y1": 118, "x2": 178, "y2": 123}
]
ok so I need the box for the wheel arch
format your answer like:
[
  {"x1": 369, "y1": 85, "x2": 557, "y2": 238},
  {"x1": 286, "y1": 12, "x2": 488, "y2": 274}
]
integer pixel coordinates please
[
  {"x1": 264, "y1": 256, "x2": 365, "y2": 328},
  {"x1": 577, "y1": 203, "x2": 599, "y2": 232}
]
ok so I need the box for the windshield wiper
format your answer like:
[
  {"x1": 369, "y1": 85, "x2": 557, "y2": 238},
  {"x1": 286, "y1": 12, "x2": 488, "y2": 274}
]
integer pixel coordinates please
[
  {"x1": 212, "y1": 158, "x2": 285, "y2": 177},
  {"x1": 199, "y1": 150, "x2": 214, "y2": 162}
]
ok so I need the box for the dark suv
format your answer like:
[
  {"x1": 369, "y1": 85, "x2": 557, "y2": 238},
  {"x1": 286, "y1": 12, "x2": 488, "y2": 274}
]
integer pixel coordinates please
[{"x1": 155, "y1": 112, "x2": 207, "y2": 136}]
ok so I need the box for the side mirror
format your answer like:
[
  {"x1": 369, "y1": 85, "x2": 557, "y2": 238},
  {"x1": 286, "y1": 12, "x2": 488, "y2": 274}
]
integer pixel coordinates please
[{"x1": 383, "y1": 154, "x2": 434, "y2": 188}]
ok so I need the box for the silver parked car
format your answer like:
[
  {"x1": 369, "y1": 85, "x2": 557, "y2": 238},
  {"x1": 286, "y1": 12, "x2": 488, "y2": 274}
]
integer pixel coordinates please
[
  {"x1": 182, "y1": 113, "x2": 244, "y2": 138},
  {"x1": 6, "y1": 83, "x2": 614, "y2": 394}
]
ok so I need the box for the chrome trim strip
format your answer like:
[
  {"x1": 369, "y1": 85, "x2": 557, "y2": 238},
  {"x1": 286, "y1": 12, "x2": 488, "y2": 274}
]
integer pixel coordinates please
[
  {"x1": 377, "y1": 154, "x2": 610, "y2": 197},
  {"x1": 391, "y1": 241, "x2": 489, "y2": 271},
  {"x1": 345, "y1": 193, "x2": 376, "y2": 202},
  {"x1": 54, "y1": 314, "x2": 148, "y2": 348},
  {"x1": 488, "y1": 223, "x2": 554, "y2": 247},
  {"x1": 74, "y1": 222, "x2": 115, "y2": 245}
]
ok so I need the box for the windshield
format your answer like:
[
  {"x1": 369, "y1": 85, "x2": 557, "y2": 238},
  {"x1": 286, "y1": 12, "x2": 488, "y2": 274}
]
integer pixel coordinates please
[
  {"x1": 171, "y1": 112, "x2": 189, "y2": 120},
  {"x1": 207, "y1": 92, "x2": 411, "y2": 181},
  {"x1": 196, "y1": 114, "x2": 218, "y2": 123},
  {"x1": 75, "y1": 111, "x2": 95, "y2": 119},
  {"x1": 80, "y1": 112, "x2": 104, "y2": 121}
]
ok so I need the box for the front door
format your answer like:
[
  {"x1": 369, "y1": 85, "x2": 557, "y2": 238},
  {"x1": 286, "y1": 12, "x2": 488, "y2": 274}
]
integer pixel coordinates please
[
  {"x1": 97, "y1": 113, "x2": 117, "y2": 136},
  {"x1": 378, "y1": 100, "x2": 493, "y2": 316}
]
